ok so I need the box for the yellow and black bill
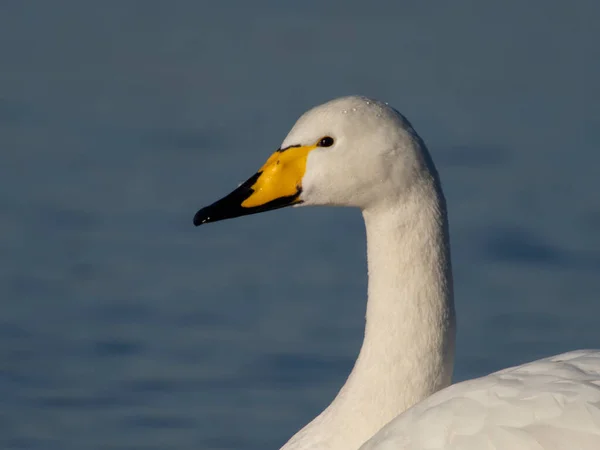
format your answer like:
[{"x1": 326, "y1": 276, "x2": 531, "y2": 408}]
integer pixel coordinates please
[{"x1": 193, "y1": 144, "x2": 315, "y2": 226}]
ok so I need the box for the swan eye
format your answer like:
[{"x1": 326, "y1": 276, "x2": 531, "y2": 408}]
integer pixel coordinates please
[{"x1": 317, "y1": 136, "x2": 334, "y2": 147}]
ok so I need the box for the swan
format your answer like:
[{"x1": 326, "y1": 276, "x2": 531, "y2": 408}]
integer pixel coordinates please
[{"x1": 193, "y1": 96, "x2": 600, "y2": 450}]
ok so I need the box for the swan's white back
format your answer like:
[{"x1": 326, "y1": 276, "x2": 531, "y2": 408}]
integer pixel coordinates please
[
  {"x1": 361, "y1": 350, "x2": 600, "y2": 450},
  {"x1": 194, "y1": 96, "x2": 600, "y2": 450}
]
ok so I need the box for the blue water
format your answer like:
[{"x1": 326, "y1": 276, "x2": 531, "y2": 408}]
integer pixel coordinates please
[{"x1": 1, "y1": 2, "x2": 599, "y2": 449}]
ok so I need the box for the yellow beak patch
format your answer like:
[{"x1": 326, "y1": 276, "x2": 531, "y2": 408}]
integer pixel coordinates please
[{"x1": 241, "y1": 144, "x2": 316, "y2": 208}]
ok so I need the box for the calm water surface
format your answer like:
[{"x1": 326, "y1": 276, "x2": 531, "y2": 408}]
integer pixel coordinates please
[{"x1": 1, "y1": 2, "x2": 600, "y2": 449}]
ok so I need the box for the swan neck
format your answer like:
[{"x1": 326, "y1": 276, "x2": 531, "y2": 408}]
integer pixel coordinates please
[{"x1": 282, "y1": 186, "x2": 455, "y2": 450}]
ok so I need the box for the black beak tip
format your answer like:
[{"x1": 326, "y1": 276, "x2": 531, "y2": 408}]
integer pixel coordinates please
[{"x1": 193, "y1": 208, "x2": 209, "y2": 226}]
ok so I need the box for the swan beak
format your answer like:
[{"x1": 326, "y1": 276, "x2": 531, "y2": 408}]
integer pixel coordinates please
[{"x1": 193, "y1": 144, "x2": 316, "y2": 226}]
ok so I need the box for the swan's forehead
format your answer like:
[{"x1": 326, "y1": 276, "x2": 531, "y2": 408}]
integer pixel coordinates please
[{"x1": 281, "y1": 96, "x2": 400, "y2": 148}]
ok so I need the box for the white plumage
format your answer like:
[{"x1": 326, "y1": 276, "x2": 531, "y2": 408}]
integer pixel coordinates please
[
  {"x1": 195, "y1": 96, "x2": 600, "y2": 450},
  {"x1": 361, "y1": 350, "x2": 600, "y2": 450}
]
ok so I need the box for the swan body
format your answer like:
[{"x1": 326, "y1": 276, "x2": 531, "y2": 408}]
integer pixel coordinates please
[
  {"x1": 361, "y1": 350, "x2": 600, "y2": 450},
  {"x1": 193, "y1": 96, "x2": 600, "y2": 450}
]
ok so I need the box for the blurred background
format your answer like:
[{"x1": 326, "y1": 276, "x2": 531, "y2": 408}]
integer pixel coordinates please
[{"x1": 1, "y1": 1, "x2": 599, "y2": 449}]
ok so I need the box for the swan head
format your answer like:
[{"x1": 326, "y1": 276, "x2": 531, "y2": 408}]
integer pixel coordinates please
[{"x1": 194, "y1": 96, "x2": 435, "y2": 226}]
